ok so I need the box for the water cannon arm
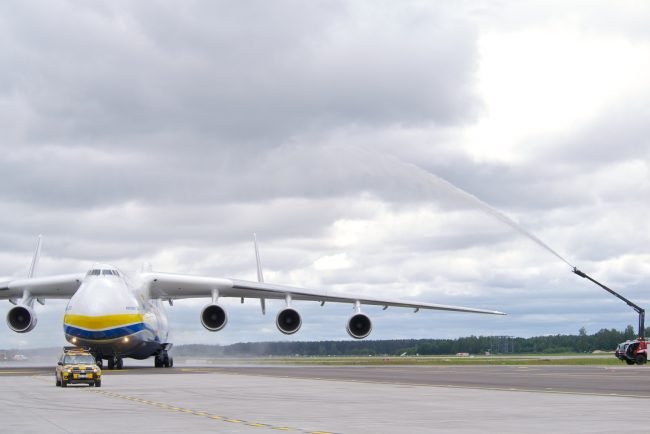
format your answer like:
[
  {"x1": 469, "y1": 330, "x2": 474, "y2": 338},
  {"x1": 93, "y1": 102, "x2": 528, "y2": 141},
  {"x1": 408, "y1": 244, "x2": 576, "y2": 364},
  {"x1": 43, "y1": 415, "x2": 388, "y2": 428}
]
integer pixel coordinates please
[
  {"x1": 573, "y1": 268, "x2": 588, "y2": 279},
  {"x1": 640, "y1": 310, "x2": 646, "y2": 340},
  {"x1": 572, "y1": 267, "x2": 645, "y2": 339}
]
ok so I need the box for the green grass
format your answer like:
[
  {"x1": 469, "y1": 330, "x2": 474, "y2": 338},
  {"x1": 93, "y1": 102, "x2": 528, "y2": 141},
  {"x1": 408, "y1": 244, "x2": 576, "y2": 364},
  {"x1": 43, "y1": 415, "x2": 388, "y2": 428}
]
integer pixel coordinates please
[
  {"x1": 264, "y1": 357, "x2": 622, "y2": 366},
  {"x1": 188, "y1": 354, "x2": 625, "y2": 366}
]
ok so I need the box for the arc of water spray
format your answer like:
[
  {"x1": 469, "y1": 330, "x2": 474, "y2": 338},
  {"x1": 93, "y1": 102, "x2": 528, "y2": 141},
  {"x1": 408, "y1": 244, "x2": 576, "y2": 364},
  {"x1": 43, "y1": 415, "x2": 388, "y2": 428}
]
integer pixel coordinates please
[{"x1": 373, "y1": 151, "x2": 575, "y2": 269}]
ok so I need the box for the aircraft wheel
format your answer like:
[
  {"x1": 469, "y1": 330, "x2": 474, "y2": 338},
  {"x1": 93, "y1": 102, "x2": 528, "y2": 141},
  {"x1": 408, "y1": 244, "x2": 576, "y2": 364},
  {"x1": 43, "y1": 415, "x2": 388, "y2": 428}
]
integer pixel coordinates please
[
  {"x1": 107, "y1": 358, "x2": 115, "y2": 370},
  {"x1": 116, "y1": 358, "x2": 123, "y2": 370},
  {"x1": 56, "y1": 377, "x2": 61, "y2": 387},
  {"x1": 154, "y1": 356, "x2": 163, "y2": 368}
]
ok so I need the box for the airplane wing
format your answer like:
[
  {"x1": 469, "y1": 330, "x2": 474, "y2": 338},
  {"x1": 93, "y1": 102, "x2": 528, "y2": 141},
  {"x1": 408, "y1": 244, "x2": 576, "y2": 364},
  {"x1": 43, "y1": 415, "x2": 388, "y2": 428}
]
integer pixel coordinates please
[
  {"x1": 142, "y1": 271, "x2": 505, "y2": 315},
  {"x1": 0, "y1": 236, "x2": 84, "y2": 301},
  {"x1": 0, "y1": 274, "x2": 85, "y2": 300}
]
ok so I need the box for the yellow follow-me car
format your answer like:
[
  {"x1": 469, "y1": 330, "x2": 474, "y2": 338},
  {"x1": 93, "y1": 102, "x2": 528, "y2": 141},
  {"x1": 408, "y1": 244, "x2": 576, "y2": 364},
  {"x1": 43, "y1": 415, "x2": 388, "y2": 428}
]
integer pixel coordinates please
[{"x1": 55, "y1": 347, "x2": 102, "y2": 387}]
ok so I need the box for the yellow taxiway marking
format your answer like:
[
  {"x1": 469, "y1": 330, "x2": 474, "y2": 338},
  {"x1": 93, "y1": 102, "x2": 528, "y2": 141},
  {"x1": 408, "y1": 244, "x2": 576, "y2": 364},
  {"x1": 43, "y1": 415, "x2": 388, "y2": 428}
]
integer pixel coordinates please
[
  {"x1": 85, "y1": 388, "x2": 338, "y2": 434},
  {"x1": 30, "y1": 376, "x2": 335, "y2": 432}
]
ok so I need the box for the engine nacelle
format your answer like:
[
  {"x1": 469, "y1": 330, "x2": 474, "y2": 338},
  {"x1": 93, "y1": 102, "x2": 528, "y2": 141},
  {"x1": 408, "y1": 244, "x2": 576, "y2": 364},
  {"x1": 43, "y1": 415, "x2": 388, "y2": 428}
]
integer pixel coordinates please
[
  {"x1": 6, "y1": 305, "x2": 38, "y2": 333},
  {"x1": 276, "y1": 307, "x2": 302, "y2": 335},
  {"x1": 346, "y1": 313, "x2": 372, "y2": 339},
  {"x1": 200, "y1": 304, "x2": 228, "y2": 331}
]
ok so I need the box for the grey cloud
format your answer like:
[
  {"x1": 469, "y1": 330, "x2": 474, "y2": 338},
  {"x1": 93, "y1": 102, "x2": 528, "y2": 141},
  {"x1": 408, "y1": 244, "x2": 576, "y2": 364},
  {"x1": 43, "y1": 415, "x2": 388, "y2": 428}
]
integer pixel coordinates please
[
  {"x1": 0, "y1": 143, "x2": 497, "y2": 209},
  {"x1": 553, "y1": 101, "x2": 650, "y2": 166},
  {"x1": 0, "y1": 1, "x2": 481, "y2": 148}
]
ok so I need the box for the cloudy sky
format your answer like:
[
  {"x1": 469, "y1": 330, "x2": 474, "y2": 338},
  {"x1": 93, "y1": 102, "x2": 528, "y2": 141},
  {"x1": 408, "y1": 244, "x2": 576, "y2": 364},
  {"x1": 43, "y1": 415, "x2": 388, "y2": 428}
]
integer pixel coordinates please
[{"x1": 1, "y1": 1, "x2": 648, "y2": 349}]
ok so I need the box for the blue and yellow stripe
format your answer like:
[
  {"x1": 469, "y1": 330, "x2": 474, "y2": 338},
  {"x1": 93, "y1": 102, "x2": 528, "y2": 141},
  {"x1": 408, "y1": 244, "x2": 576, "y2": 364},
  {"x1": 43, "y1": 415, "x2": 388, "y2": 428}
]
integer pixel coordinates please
[{"x1": 64, "y1": 313, "x2": 151, "y2": 341}]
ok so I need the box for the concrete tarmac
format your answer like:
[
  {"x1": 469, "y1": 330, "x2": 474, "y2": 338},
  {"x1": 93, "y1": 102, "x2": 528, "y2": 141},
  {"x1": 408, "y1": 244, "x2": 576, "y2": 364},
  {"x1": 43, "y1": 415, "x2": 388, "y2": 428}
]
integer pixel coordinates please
[
  {"x1": 0, "y1": 364, "x2": 648, "y2": 433},
  {"x1": 197, "y1": 364, "x2": 650, "y2": 398}
]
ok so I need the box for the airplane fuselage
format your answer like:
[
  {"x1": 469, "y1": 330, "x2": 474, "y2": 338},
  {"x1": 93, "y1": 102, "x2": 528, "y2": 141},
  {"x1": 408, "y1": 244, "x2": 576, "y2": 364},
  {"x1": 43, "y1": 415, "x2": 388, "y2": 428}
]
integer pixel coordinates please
[{"x1": 63, "y1": 265, "x2": 169, "y2": 363}]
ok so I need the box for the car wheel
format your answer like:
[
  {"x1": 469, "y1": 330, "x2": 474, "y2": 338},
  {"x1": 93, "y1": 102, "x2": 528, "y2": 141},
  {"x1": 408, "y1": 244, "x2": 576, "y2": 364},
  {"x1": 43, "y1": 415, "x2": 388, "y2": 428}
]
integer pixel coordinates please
[
  {"x1": 95, "y1": 381, "x2": 101, "y2": 387},
  {"x1": 635, "y1": 354, "x2": 647, "y2": 365},
  {"x1": 61, "y1": 380, "x2": 68, "y2": 388}
]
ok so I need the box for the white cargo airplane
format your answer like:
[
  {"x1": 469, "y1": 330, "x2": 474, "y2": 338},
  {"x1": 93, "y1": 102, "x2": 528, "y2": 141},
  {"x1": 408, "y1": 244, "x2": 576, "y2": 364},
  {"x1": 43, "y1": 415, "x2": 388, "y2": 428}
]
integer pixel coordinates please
[{"x1": 1, "y1": 236, "x2": 505, "y2": 369}]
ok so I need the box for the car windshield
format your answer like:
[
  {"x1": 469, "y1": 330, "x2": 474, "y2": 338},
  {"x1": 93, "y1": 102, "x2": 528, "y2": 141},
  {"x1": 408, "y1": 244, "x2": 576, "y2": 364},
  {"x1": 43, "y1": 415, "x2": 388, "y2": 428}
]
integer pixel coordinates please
[{"x1": 64, "y1": 355, "x2": 96, "y2": 365}]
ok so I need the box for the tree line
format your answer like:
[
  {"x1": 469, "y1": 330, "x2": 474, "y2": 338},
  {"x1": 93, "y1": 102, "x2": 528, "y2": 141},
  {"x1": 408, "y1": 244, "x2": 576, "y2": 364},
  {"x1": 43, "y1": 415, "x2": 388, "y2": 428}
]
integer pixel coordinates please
[{"x1": 173, "y1": 325, "x2": 646, "y2": 357}]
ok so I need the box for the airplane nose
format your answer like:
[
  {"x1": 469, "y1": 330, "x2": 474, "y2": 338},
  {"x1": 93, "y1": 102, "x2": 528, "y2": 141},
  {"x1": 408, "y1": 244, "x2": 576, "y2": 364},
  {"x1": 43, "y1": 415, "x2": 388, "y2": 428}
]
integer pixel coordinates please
[
  {"x1": 64, "y1": 276, "x2": 144, "y2": 342},
  {"x1": 68, "y1": 276, "x2": 137, "y2": 314}
]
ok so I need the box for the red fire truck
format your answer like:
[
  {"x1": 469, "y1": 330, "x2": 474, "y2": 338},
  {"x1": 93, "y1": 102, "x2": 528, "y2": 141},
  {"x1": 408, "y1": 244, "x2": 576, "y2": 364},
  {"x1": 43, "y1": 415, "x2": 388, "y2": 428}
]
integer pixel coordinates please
[{"x1": 615, "y1": 339, "x2": 647, "y2": 365}]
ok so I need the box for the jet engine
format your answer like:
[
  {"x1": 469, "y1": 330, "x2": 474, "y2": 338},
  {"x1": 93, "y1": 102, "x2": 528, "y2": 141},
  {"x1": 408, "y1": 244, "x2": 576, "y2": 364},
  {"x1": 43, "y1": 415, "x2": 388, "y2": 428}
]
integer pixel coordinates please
[
  {"x1": 346, "y1": 313, "x2": 372, "y2": 339},
  {"x1": 200, "y1": 304, "x2": 228, "y2": 331},
  {"x1": 276, "y1": 307, "x2": 302, "y2": 335},
  {"x1": 6, "y1": 305, "x2": 38, "y2": 333}
]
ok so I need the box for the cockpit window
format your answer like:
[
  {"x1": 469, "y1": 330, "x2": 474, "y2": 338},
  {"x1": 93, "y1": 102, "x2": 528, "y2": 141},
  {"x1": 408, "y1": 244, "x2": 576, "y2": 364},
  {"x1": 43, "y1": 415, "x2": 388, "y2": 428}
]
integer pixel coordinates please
[{"x1": 87, "y1": 269, "x2": 119, "y2": 276}]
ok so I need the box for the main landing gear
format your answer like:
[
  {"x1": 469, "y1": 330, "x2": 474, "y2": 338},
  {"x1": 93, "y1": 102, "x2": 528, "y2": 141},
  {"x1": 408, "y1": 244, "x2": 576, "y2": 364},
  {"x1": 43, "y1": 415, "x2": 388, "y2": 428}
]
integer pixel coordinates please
[
  {"x1": 154, "y1": 350, "x2": 173, "y2": 368},
  {"x1": 107, "y1": 357, "x2": 124, "y2": 370}
]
